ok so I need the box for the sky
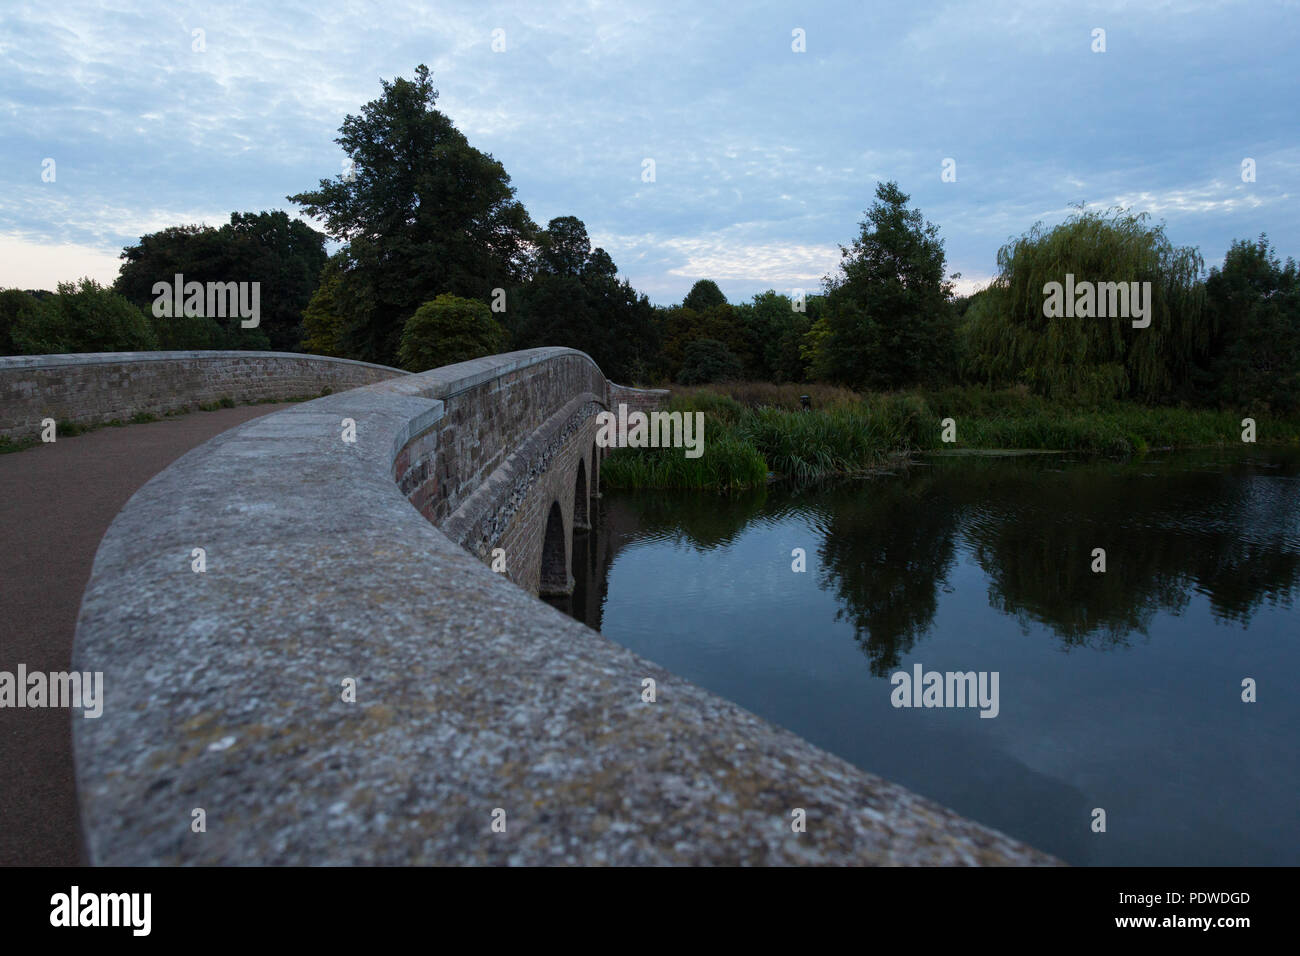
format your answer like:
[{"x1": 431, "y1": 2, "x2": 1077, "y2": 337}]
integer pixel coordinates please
[{"x1": 1, "y1": 0, "x2": 1296, "y2": 305}]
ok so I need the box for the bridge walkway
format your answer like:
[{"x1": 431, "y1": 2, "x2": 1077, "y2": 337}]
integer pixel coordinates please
[{"x1": 0, "y1": 404, "x2": 291, "y2": 865}]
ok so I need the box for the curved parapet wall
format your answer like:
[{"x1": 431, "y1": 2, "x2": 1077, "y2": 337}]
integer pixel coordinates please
[
  {"x1": 608, "y1": 382, "x2": 671, "y2": 415},
  {"x1": 0, "y1": 350, "x2": 405, "y2": 440},
  {"x1": 71, "y1": 347, "x2": 1058, "y2": 865}
]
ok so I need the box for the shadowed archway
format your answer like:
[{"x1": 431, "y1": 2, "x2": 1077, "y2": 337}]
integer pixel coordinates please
[
  {"x1": 574, "y1": 458, "x2": 589, "y2": 532},
  {"x1": 539, "y1": 500, "x2": 571, "y2": 596}
]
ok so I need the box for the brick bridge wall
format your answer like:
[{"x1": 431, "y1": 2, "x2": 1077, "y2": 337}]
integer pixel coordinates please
[
  {"x1": 394, "y1": 351, "x2": 613, "y2": 595},
  {"x1": 0, "y1": 350, "x2": 405, "y2": 440}
]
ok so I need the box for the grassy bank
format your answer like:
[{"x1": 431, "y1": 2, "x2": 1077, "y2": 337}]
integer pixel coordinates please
[{"x1": 601, "y1": 384, "x2": 1300, "y2": 490}]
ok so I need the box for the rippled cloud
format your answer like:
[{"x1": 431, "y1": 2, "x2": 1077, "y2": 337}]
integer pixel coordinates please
[{"x1": 1, "y1": 0, "x2": 1295, "y2": 302}]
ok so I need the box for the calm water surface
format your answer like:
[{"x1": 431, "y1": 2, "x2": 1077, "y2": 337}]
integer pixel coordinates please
[{"x1": 554, "y1": 450, "x2": 1300, "y2": 865}]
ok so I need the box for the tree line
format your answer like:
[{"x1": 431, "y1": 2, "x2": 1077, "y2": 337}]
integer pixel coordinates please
[{"x1": 3, "y1": 63, "x2": 1296, "y2": 412}]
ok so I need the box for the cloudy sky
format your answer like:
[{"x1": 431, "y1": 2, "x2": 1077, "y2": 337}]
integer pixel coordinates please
[{"x1": 1, "y1": 0, "x2": 1296, "y2": 304}]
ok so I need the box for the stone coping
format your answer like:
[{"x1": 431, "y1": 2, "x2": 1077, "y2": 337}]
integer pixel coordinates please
[
  {"x1": 610, "y1": 383, "x2": 671, "y2": 395},
  {"x1": 0, "y1": 350, "x2": 401, "y2": 372},
  {"x1": 71, "y1": 347, "x2": 1059, "y2": 865}
]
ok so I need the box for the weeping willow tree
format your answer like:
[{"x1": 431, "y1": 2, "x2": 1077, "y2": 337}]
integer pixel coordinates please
[{"x1": 962, "y1": 208, "x2": 1205, "y2": 403}]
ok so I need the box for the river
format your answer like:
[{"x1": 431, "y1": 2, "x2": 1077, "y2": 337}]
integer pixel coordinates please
[{"x1": 550, "y1": 449, "x2": 1300, "y2": 865}]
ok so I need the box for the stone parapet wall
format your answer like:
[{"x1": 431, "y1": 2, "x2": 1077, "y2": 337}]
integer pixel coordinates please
[
  {"x1": 609, "y1": 382, "x2": 671, "y2": 415},
  {"x1": 0, "y1": 350, "x2": 405, "y2": 440},
  {"x1": 70, "y1": 347, "x2": 1058, "y2": 866},
  {"x1": 392, "y1": 350, "x2": 606, "y2": 529}
]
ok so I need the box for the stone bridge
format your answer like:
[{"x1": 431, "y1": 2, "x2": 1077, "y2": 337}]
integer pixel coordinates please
[{"x1": 2, "y1": 348, "x2": 1056, "y2": 865}]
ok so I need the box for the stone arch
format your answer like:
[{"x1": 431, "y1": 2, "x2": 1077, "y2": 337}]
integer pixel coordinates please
[
  {"x1": 591, "y1": 440, "x2": 600, "y2": 498},
  {"x1": 574, "y1": 458, "x2": 589, "y2": 531},
  {"x1": 539, "y1": 500, "x2": 571, "y2": 596}
]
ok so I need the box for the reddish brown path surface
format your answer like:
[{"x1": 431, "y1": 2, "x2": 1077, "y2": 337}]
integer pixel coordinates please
[{"x1": 0, "y1": 405, "x2": 292, "y2": 866}]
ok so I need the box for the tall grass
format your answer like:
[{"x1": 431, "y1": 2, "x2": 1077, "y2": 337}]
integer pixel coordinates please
[
  {"x1": 601, "y1": 427, "x2": 768, "y2": 491},
  {"x1": 944, "y1": 401, "x2": 1300, "y2": 455},
  {"x1": 601, "y1": 383, "x2": 1300, "y2": 491},
  {"x1": 603, "y1": 391, "x2": 930, "y2": 489},
  {"x1": 742, "y1": 406, "x2": 906, "y2": 481}
]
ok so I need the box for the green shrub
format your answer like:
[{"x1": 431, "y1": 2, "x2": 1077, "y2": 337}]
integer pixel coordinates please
[{"x1": 398, "y1": 294, "x2": 507, "y2": 372}]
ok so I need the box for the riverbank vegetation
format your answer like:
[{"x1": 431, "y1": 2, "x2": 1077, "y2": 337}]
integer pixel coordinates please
[{"x1": 602, "y1": 386, "x2": 1300, "y2": 489}]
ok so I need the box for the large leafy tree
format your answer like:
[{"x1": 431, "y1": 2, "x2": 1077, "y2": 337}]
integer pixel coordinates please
[
  {"x1": 1203, "y1": 236, "x2": 1300, "y2": 411},
  {"x1": 289, "y1": 64, "x2": 535, "y2": 365},
  {"x1": 114, "y1": 212, "x2": 326, "y2": 351},
  {"x1": 677, "y1": 338, "x2": 742, "y2": 384},
  {"x1": 809, "y1": 181, "x2": 956, "y2": 390},
  {"x1": 508, "y1": 216, "x2": 658, "y2": 382},
  {"x1": 682, "y1": 279, "x2": 726, "y2": 313},
  {"x1": 299, "y1": 254, "x2": 348, "y2": 357},
  {"x1": 223, "y1": 211, "x2": 329, "y2": 349},
  {"x1": 734, "y1": 290, "x2": 823, "y2": 383},
  {"x1": 535, "y1": 215, "x2": 593, "y2": 277},
  {"x1": 656, "y1": 279, "x2": 751, "y2": 381},
  {"x1": 961, "y1": 207, "x2": 1204, "y2": 403}
]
